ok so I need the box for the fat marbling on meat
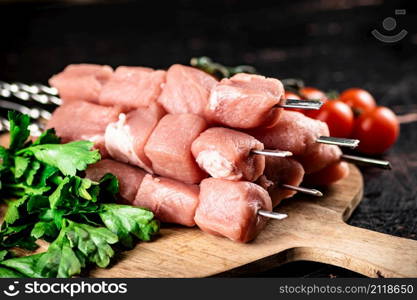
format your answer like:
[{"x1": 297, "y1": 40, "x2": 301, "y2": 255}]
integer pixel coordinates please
[
  {"x1": 191, "y1": 127, "x2": 265, "y2": 181},
  {"x1": 46, "y1": 101, "x2": 122, "y2": 157},
  {"x1": 104, "y1": 103, "x2": 166, "y2": 173}
]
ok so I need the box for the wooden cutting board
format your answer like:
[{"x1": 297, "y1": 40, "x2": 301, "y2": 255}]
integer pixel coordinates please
[
  {"x1": 1, "y1": 131, "x2": 417, "y2": 278},
  {"x1": 88, "y1": 164, "x2": 416, "y2": 278}
]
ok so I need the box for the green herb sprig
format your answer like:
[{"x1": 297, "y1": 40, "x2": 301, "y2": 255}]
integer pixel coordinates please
[{"x1": 0, "y1": 112, "x2": 159, "y2": 278}]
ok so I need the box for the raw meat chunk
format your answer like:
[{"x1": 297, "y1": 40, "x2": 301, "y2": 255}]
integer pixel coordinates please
[
  {"x1": 191, "y1": 127, "x2": 265, "y2": 181},
  {"x1": 249, "y1": 110, "x2": 341, "y2": 173},
  {"x1": 195, "y1": 178, "x2": 272, "y2": 243},
  {"x1": 257, "y1": 157, "x2": 305, "y2": 206},
  {"x1": 49, "y1": 64, "x2": 113, "y2": 103},
  {"x1": 205, "y1": 73, "x2": 285, "y2": 128},
  {"x1": 85, "y1": 159, "x2": 146, "y2": 204},
  {"x1": 46, "y1": 101, "x2": 122, "y2": 157},
  {"x1": 304, "y1": 161, "x2": 350, "y2": 186},
  {"x1": 157, "y1": 64, "x2": 218, "y2": 117},
  {"x1": 134, "y1": 174, "x2": 199, "y2": 227},
  {"x1": 104, "y1": 103, "x2": 166, "y2": 173},
  {"x1": 99, "y1": 66, "x2": 166, "y2": 110},
  {"x1": 144, "y1": 114, "x2": 208, "y2": 184}
]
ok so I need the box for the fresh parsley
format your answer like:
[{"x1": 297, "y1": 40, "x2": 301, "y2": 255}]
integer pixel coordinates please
[{"x1": 0, "y1": 112, "x2": 159, "y2": 278}]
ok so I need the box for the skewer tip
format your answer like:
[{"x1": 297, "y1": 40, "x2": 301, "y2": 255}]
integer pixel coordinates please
[{"x1": 258, "y1": 210, "x2": 288, "y2": 220}]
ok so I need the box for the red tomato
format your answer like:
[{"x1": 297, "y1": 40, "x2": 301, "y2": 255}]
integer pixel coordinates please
[
  {"x1": 300, "y1": 87, "x2": 328, "y2": 119},
  {"x1": 284, "y1": 91, "x2": 304, "y2": 113},
  {"x1": 340, "y1": 88, "x2": 376, "y2": 114},
  {"x1": 353, "y1": 106, "x2": 399, "y2": 154},
  {"x1": 314, "y1": 100, "x2": 354, "y2": 138},
  {"x1": 299, "y1": 87, "x2": 327, "y2": 101}
]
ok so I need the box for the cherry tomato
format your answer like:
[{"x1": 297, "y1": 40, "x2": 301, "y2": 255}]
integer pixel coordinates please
[
  {"x1": 299, "y1": 87, "x2": 327, "y2": 101},
  {"x1": 314, "y1": 100, "x2": 354, "y2": 138},
  {"x1": 340, "y1": 88, "x2": 376, "y2": 114},
  {"x1": 300, "y1": 87, "x2": 328, "y2": 119},
  {"x1": 284, "y1": 91, "x2": 305, "y2": 114},
  {"x1": 353, "y1": 106, "x2": 399, "y2": 154}
]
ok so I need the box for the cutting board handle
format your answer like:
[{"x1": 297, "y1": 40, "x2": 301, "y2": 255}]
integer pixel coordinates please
[{"x1": 292, "y1": 222, "x2": 417, "y2": 277}]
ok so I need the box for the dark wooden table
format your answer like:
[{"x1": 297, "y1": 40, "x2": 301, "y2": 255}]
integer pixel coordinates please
[{"x1": 0, "y1": 0, "x2": 416, "y2": 277}]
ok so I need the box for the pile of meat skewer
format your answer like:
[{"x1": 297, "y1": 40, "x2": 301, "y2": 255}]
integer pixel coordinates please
[{"x1": 43, "y1": 63, "x2": 376, "y2": 243}]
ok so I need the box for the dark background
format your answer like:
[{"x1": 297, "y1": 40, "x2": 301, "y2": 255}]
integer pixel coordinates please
[{"x1": 0, "y1": 0, "x2": 416, "y2": 277}]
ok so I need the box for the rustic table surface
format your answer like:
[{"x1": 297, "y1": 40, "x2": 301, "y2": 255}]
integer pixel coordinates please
[{"x1": 0, "y1": 0, "x2": 416, "y2": 277}]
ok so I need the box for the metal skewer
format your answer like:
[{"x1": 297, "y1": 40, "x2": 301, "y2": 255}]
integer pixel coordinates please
[
  {"x1": 251, "y1": 150, "x2": 322, "y2": 196},
  {"x1": 251, "y1": 149, "x2": 292, "y2": 157},
  {"x1": 280, "y1": 98, "x2": 323, "y2": 110},
  {"x1": 0, "y1": 81, "x2": 58, "y2": 97},
  {"x1": 0, "y1": 85, "x2": 62, "y2": 106},
  {"x1": 0, "y1": 117, "x2": 43, "y2": 136},
  {"x1": 0, "y1": 99, "x2": 52, "y2": 120},
  {"x1": 341, "y1": 154, "x2": 391, "y2": 169},
  {"x1": 0, "y1": 82, "x2": 391, "y2": 170},
  {"x1": 316, "y1": 136, "x2": 359, "y2": 148},
  {"x1": 281, "y1": 184, "x2": 323, "y2": 196},
  {"x1": 258, "y1": 210, "x2": 288, "y2": 220},
  {"x1": 1, "y1": 81, "x2": 324, "y2": 111}
]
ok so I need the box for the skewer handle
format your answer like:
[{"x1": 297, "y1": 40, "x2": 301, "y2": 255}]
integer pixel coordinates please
[
  {"x1": 0, "y1": 81, "x2": 58, "y2": 96},
  {"x1": 0, "y1": 83, "x2": 62, "y2": 106}
]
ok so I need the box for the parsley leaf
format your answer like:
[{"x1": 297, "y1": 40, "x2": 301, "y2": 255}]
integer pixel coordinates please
[
  {"x1": 0, "y1": 253, "x2": 43, "y2": 278},
  {"x1": 8, "y1": 111, "x2": 30, "y2": 151},
  {"x1": 32, "y1": 128, "x2": 60, "y2": 146},
  {"x1": 14, "y1": 156, "x2": 30, "y2": 179},
  {"x1": 0, "y1": 266, "x2": 25, "y2": 278},
  {"x1": 99, "y1": 204, "x2": 159, "y2": 248},
  {"x1": 18, "y1": 141, "x2": 100, "y2": 176},
  {"x1": 64, "y1": 220, "x2": 118, "y2": 268}
]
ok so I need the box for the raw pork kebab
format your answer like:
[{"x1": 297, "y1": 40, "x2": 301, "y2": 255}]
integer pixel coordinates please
[{"x1": 46, "y1": 63, "x2": 349, "y2": 243}]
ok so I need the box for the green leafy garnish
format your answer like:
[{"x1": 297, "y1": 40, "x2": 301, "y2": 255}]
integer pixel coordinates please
[
  {"x1": 18, "y1": 141, "x2": 100, "y2": 176},
  {"x1": 0, "y1": 112, "x2": 159, "y2": 278},
  {"x1": 8, "y1": 111, "x2": 30, "y2": 151}
]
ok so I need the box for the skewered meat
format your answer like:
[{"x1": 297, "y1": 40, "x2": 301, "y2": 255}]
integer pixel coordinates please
[
  {"x1": 249, "y1": 110, "x2": 341, "y2": 173},
  {"x1": 134, "y1": 174, "x2": 200, "y2": 227},
  {"x1": 49, "y1": 64, "x2": 113, "y2": 103},
  {"x1": 195, "y1": 178, "x2": 272, "y2": 243},
  {"x1": 104, "y1": 103, "x2": 166, "y2": 173},
  {"x1": 257, "y1": 157, "x2": 305, "y2": 206},
  {"x1": 46, "y1": 101, "x2": 122, "y2": 157},
  {"x1": 85, "y1": 159, "x2": 146, "y2": 204},
  {"x1": 304, "y1": 161, "x2": 350, "y2": 186},
  {"x1": 144, "y1": 113, "x2": 208, "y2": 184},
  {"x1": 191, "y1": 127, "x2": 265, "y2": 181},
  {"x1": 205, "y1": 73, "x2": 285, "y2": 129},
  {"x1": 99, "y1": 66, "x2": 166, "y2": 110},
  {"x1": 157, "y1": 64, "x2": 218, "y2": 117}
]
